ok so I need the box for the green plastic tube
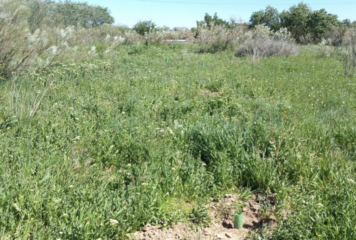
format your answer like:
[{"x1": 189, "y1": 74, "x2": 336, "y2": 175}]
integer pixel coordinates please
[{"x1": 234, "y1": 211, "x2": 243, "y2": 229}]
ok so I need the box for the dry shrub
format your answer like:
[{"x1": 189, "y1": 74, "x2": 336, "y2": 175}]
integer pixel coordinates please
[
  {"x1": 145, "y1": 29, "x2": 194, "y2": 43},
  {"x1": 174, "y1": 29, "x2": 195, "y2": 41},
  {"x1": 195, "y1": 24, "x2": 248, "y2": 53},
  {"x1": 235, "y1": 39, "x2": 298, "y2": 58},
  {"x1": 322, "y1": 26, "x2": 346, "y2": 46},
  {"x1": 72, "y1": 24, "x2": 126, "y2": 44},
  {"x1": 235, "y1": 25, "x2": 298, "y2": 58},
  {"x1": 298, "y1": 34, "x2": 314, "y2": 45},
  {"x1": 273, "y1": 27, "x2": 295, "y2": 42},
  {"x1": 342, "y1": 28, "x2": 356, "y2": 76}
]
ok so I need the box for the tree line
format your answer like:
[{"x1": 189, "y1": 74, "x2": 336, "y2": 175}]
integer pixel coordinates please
[
  {"x1": 249, "y1": 2, "x2": 354, "y2": 44},
  {"x1": 20, "y1": 0, "x2": 114, "y2": 30},
  {"x1": 197, "y1": 2, "x2": 355, "y2": 45},
  {"x1": 2, "y1": 0, "x2": 356, "y2": 43}
]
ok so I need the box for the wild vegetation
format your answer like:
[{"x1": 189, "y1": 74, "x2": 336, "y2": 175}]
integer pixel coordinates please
[
  {"x1": 249, "y1": 3, "x2": 352, "y2": 44},
  {"x1": 1, "y1": 0, "x2": 356, "y2": 239}
]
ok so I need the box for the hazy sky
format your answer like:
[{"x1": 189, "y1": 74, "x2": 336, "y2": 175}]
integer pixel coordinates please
[{"x1": 83, "y1": 0, "x2": 356, "y2": 28}]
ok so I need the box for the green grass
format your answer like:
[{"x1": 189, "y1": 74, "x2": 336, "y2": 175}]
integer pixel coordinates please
[{"x1": 0, "y1": 43, "x2": 356, "y2": 239}]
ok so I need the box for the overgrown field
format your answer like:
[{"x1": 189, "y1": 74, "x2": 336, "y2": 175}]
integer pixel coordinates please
[{"x1": 1, "y1": 44, "x2": 356, "y2": 239}]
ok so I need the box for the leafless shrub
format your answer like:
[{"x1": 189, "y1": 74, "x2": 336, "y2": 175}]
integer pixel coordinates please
[
  {"x1": 71, "y1": 24, "x2": 125, "y2": 45},
  {"x1": 298, "y1": 34, "x2": 314, "y2": 45},
  {"x1": 144, "y1": 29, "x2": 194, "y2": 44},
  {"x1": 323, "y1": 26, "x2": 346, "y2": 46},
  {"x1": 235, "y1": 25, "x2": 297, "y2": 58},
  {"x1": 195, "y1": 24, "x2": 248, "y2": 53},
  {"x1": 145, "y1": 29, "x2": 194, "y2": 43},
  {"x1": 235, "y1": 39, "x2": 298, "y2": 58}
]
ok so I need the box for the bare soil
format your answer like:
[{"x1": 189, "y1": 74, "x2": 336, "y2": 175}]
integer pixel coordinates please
[{"x1": 131, "y1": 194, "x2": 278, "y2": 240}]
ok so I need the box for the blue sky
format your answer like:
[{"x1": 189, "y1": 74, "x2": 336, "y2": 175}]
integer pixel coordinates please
[{"x1": 84, "y1": 0, "x2": 356, "y2": 28}]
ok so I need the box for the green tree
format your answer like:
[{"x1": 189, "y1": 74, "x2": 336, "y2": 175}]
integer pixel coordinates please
[
  {"x1": 307, "y1": 9, "x2": 338, "y2": 42},
  {"x1": 212, "y1": 12, "x2": 229, "y2": 27},
  {"x1": 203, "y1": 13, "x2": 229, "y2": 29},
  {"x1": 50, "y1": 1, "x2": 114, "y2": 28},
  {"x1": 27, "y1": 0, "x2": 54, "y2": 31},
  {"x1": 133, "y1": 20, "x2": 156, "y2": 35},
  {"x1": 204, "y1": 13, "x2": 213, "y2": 29},
  {"x1": 87, "y1": 5, "x2": 114, "y2": 27},
  {"x1": 280, "y1": 2, "x2": 312, "y2": 42},
  {"x1": 249, "y1": 10, "x2": 264, "y2": 27},
  {"x1": 342, "y1": 19, "x2": 352, "y2": 28},
  {"x1": 249, "y1": 6, "x2": 280, "y2": 31},
  {"x1": 279, "y1": 2, "x2": 340, "y2": 43}
]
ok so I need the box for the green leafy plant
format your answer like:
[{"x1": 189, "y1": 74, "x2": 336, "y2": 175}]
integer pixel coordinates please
[
  {"x1": 188, "y1": 204, "x2": 211, "y2": 227},
  {"x1": 133, "y1": 20, "x2": 156, "y2": 36},
  {"x1": 238, "y1": 188, "x2": 253, "y2": 202},
  {"x1": 232, "y1": 201, "x2": 246, "y2": 214}
]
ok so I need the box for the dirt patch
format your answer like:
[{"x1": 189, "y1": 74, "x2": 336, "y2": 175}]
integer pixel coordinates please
[{"x1": 131, "y1": 194, "x2": 278, "y2": 240}]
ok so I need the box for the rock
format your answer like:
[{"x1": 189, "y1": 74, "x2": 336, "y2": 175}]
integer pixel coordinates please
[
  {"x1": 249, "y1": 202, "x2": 260, "y2": 211},
  {"x1": 216, "y1": 233, "x2": 226, "y2": 239},
  {"x1": 203, "y1": 228, "x2": 212, "y2": 236},
  {"x1": 142, "y1": 224, "x2": 151, "y2": 232},
  {"x1": 225, "y1": 232, "x2": 232, "y2": 238},
  {"x1": 224, "y1": 194, "x2": 233, "y2": 198}
]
